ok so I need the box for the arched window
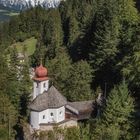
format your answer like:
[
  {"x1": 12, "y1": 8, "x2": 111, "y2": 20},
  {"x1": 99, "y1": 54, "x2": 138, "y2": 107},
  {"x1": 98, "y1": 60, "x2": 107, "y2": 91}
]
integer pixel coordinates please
[
  {"x1": 50, "y1": 113, "x2": 54, "y2": 117},
  {"x1": 43, "y1": 115, "x2": 45, "y2": 119}
]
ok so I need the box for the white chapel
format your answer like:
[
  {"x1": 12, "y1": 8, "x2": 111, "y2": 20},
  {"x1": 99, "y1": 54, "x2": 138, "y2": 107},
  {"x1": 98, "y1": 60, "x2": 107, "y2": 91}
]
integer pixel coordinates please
[{"x1": 29, "y1": 64, "x2": 95, "y2": 130}]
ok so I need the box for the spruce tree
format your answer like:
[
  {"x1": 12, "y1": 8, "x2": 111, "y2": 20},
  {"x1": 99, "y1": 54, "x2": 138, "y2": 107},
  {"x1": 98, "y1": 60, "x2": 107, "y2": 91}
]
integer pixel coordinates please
[
  {"x1": 64, "y1": 127, "x2": 80, "y2": 140},
  {"x1": 7, "y1": 47, "x2": 21, "y2": 110},
  {"x1": 93, "y1": 81, "x2": 135, "y2": 140},
  {"x1": 0, "y1": 51, "x2": 9, "y2": 94},
  {"x1": 67, "y1": 60, "x2": 93, "y2": 101},
  {"x1": 43, "y1": 9, "x2": 63, "y2": 59},
  {"x1": 31, "y1": 38, "x2": 46, "y2": 67},
  {"x1": 46, "y1": 48, "x2": 72, "y2": 97},
  {"x1": 0, "y1": 92, "x2": 17, "y2": 139},
  {"x1": 89, "y1": 0, "x2": 120, "y2": 89},
  {"x1": 121, "y1": 27, "x2": 140, "y2": 90},
  {"x1": 121, "y1": 27, "x2": 140, "y2": 137},
  {"x1": 46, "y1": 49, "x2": 93, "y2": 101},
  {"x1": 19, "y1": 60, "x2": 32, "y2": 117},
  {"x1": 117, "y1": 0, "x2": 139, "y2": 25},
  {"x1": 80, "y1": 123, "x2": 91, "y2": 140},
  {"x1": 67, "y1": 13, "x2": 80, "y2": 46},
  {"x1": 116, "y1": 0, "x2": 139, "y2": 60},
  {"x1": 90, "y1": 0, "x2": 120, "y2": 70}
]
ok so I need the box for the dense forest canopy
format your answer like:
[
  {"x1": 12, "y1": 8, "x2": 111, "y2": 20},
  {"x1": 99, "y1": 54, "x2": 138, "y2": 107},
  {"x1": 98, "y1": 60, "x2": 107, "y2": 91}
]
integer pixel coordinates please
[{"x1": 0, "y1": 0, "x2": 140, "y2": 139}]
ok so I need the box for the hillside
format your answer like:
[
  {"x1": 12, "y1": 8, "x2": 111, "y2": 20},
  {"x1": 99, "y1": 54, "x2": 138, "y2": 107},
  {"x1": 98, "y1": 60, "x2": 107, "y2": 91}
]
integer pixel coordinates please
[
  {"x1": 0, "y1": 1, "x2": 140, "y2": 139},
  {"x1": 0, "y1": 5, "x2": 19, "y2": 21}
]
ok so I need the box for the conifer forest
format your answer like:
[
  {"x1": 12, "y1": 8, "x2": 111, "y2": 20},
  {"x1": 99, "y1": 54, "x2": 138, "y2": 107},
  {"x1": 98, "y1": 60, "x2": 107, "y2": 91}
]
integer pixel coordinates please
[{"x1": 0, "y1": 0, "x2": 140, "y2": 139}]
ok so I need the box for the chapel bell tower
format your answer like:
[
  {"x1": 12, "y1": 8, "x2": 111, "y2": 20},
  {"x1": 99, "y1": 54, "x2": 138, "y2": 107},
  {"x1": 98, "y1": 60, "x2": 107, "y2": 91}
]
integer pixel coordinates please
[{"x1": 32, "y1": 64, "x2": 49, "y2": 99}]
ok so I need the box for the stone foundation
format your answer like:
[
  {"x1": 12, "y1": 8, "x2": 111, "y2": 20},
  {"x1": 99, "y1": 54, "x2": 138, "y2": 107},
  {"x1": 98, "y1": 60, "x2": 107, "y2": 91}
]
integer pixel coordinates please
[
  {"x1": 39, "y1": 119, "x2": 78, "y2": 131},
  {"x1": 23, "y1": 119, "x2": 78, "y2": 140}
]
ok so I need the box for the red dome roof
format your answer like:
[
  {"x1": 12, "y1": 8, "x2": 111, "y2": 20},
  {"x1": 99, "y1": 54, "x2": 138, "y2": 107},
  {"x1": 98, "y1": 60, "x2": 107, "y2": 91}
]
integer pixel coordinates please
[{"x1": 35, "y1": 64, "x2": 48, "y2": 78}]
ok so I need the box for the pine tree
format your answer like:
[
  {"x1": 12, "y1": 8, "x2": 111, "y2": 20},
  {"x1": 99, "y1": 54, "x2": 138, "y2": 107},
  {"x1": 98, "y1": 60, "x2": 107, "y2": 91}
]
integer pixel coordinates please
[
  {"x1": 43, "y1": 9, "x2": 63, "y2": 59},
  {"x1": 59, "y1": 1, "x2": 70, "y2": 45},
  {"x1": 46, "y1": 49, "x2": 93, "y2": 101},
  {"x1": 0, "y1": 51, "x2": 9, "y2": 94},
  {"x1": 80, "y1": 123, "x2": 91, "y2": 140},
  {"x1": 46, "y1": 48, "x2": 72, "y2": 97},
  {"x1": 31, "y1": 37, "x2": 47, "y2": 67},
  {"x1": 71, "y1": 0, "x2": 98, "y2": 61},
  {"x1": 67, "y1": 60, "x2": 93, "y2": 101},
  {"x1": 88, "y1": 0, "x2": 122, "y2": 89},
  {"x1": 0, "y1": 92, "x2": 17, "y2": 139},
  {"x1": 116, "y1": 0, "x2": 139, "y2": 59},
  {"x1": 90, "y1": 0, "x2": 120, "y2": 70},
  {"x1": 93, "y1": 81, "x2": 135, "y2": 139},
  {"x1": 120, "y1": 27, "x2": 140, "y2": 138},
  {"x1": 19, "y1": 60, "x2": 32, "y2": 117},
  {"x1": 7, "y1": 47, "x2": 21, "y2": 110},
  {"x1": 121, "y1": 27, "x2": 140, "y2": 90},
  {"x1": 68, "y1": 13, "x2": 80, "y2": 46},
  {"x1": 64, "y1": 127, "x2": 80, "y2": 140},
  {"x1": 117, "y1": 0, "x2": 139, "y2": 25}
]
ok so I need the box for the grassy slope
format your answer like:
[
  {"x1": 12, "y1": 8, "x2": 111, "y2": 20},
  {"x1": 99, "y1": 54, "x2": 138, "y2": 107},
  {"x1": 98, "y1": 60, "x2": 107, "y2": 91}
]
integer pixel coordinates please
[
  {"x1": 11, "y1": 37, "x2": 37, "y2": 56},
  {"x1": 0, "y1": 5, "x2": 19, "y2": 21}
]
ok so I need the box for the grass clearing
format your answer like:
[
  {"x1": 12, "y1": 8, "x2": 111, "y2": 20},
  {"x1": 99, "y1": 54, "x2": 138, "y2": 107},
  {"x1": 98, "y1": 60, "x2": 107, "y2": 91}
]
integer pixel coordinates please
[{"x1": 11, "y1": 37, "x2": 37, "y2": 56}]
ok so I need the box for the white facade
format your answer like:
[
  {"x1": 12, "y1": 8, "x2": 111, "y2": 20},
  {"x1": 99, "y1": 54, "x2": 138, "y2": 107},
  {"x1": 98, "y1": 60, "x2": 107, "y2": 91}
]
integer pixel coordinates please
[
  {"x1": 39, "y1": 106, "x2": 65, "y2": 124},
  {"x1": 33, "y1": 80, "x2": 49, "y2": 99},
  {"x1": 31, "y1": 106, "x2": 65, "y2": 129},
  {"x1": 30, "y1": 111, "x2": 39, "y2": 129}
]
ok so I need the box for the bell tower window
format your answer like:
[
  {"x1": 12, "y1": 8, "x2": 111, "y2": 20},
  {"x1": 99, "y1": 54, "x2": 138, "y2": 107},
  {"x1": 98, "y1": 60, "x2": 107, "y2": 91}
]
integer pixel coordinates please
[
  {"x1": 44, "y1": 83, "x2": 46, "y2": 88},
  {"x1": 36, "y1": 83, "x2": 39, "y2": 88}
]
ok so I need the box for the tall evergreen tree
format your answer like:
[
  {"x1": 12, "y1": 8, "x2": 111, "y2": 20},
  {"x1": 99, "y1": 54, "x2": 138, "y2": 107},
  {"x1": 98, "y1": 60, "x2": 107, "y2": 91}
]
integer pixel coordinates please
[
  {"x1": 121, "y1": 27, "x2": 140, "y2": 90},
  {"x1": 89, "y1": 0, "x2": 120, "y2": 89},
  {"x1": 0, "y1": 92, "x2": 17, "y2": 140},
  {"x1": 7, "y1": 47, "x2": 21, "y2": 110},
  {"x1": 43, "y1": 9, "x2": 63, "y2": 59},
  {"x1": 90, "y1": 0, "x2": 120, "y2": 70},
  {"x1": 93, "y1": 81, "x2": 135, "y2": 139},
  {"x1": 46, "y1": 49, "x2": 93, "y2": 101},
  {"x1": 67, "y1": 13, "x2": 80, "y2": 46},
  {"x1": 19, "y1": 60, "x2": 32, "y2": 117},
  {"x1": 116, "y1": 0, "x2": 139, "y2": 60},
  {"x1": 46, "y1": 48, "x2": 72, "y2": 97},
  {"x1": 64, "y1": 127, "x2": 80, "y2": 140},
  {"x1": 67, "y1": 60, "x2": 93, "y2": 101},
  {"x1": 117, "y1": 0, "x2": 139, "y2": 25},
  {"x1": 0, "y1": 50, "x2": 9, "y2": 94},
  {"x1": 31, "y1": 37, "x2": 47, "y2": 67}
]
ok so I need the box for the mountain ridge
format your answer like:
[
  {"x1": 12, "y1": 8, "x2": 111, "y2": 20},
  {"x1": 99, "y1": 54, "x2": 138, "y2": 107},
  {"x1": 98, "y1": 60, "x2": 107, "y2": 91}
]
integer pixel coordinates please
[{"x1": 0, "y1": 0, "x2": 62, "y2": 10}]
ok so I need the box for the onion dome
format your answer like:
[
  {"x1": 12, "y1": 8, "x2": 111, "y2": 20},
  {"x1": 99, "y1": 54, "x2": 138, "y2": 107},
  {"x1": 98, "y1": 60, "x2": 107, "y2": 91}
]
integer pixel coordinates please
[{"x1": 35, "y1": 64, "x2": 48, "y2": 78}]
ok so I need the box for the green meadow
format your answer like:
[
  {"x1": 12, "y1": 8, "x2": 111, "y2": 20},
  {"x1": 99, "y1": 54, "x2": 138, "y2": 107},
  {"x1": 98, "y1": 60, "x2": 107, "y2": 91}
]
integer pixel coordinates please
[{"x1": 10, "y1": 37, "x2": 37, "y2": 56}]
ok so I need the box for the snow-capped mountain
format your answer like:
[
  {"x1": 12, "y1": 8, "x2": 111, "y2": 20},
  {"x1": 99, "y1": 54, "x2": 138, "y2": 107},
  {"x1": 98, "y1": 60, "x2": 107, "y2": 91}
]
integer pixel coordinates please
[{"x1": 0, "y1": 0, "x2": 62, "y2": 10}]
